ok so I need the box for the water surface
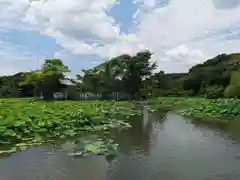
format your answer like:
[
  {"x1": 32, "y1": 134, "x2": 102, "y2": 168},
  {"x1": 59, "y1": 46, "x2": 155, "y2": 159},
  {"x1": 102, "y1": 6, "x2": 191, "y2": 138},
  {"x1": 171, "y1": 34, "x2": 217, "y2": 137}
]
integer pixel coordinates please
[{"x1": 1, "y1": 106, "x2": 240, "y2": 180}]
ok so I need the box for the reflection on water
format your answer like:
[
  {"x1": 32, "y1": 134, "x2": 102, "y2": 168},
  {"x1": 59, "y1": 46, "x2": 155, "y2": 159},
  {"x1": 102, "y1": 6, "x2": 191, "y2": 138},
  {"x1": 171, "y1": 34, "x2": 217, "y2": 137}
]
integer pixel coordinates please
[{"x1": 0, "y1": 106, "x2": 240, "y2": 180}]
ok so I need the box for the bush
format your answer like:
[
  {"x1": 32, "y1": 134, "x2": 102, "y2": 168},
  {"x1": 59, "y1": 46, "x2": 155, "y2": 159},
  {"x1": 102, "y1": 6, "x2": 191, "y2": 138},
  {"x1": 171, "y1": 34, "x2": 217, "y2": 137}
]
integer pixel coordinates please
[
  {"x1": 152, "y1": 89, "x2": 195, "y2": 97},
  {"x1": 182, "y1": 90, "x2": 195, "y2": 97},
  {"x1": 230, "y1": 71, "x2": 240, "y2": 85},
  {"x1": 204, "y1": 86, "x2": 224, "y2": 99},
  {"x1": 224, "y1": 85, "x2": 240, "y2": 98}
]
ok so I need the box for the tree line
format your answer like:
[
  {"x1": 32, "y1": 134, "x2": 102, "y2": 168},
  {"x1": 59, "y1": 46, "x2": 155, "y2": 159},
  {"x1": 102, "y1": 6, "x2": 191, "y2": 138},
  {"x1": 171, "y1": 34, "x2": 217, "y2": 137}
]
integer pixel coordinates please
[{"x1": 1, "y1": 51, "x2": 240, "y2": 99}]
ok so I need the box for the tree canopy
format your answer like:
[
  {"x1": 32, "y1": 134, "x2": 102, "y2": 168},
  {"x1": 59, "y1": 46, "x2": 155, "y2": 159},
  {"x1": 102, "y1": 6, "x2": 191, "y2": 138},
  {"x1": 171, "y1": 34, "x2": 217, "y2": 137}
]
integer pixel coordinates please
[
  {"x1": 72, "y1": 50, "x2": 156, "y2": 99},
  {"x1": 20, "y1": 59, "x2": 70, "y2": 99},
  {"x1": 1, "y1": 52, "x2": 240, "y2": 100}
]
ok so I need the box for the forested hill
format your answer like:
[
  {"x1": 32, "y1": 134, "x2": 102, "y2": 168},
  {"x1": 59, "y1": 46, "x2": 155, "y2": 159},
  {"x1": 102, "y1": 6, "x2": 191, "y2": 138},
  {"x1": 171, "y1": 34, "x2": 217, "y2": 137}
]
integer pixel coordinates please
[
  {"x1": 136, "y1": 53, "x2": 240, "y2": 98},
  {"x1": 0, "y1": 72, "x2": 34, "y2": 97},
  {"x1": 1, "y1": 52, "x2": 240, "y2": 98},
  {"x1": 174, "y1": 53, "x2": 240, "y2": 98},
  {"x1": 190, "y1": 53, "x2": 240, "y2": 72}
]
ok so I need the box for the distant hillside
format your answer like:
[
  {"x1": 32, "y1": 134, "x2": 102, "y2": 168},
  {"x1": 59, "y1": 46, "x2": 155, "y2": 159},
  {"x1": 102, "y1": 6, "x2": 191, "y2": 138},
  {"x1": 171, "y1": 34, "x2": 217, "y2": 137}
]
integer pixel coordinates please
[
  {"x1": 0, "y1": 72, "x2": 30, "y2": 97},
  {"x1": 189, "y1": 53, "x2": 240, "y2": 73},
  {"x1": 89, "y1": 53, "x2": 240, "y2": 95},
  {"x1": 178, "y1": 53, "x2": 240, "y2": 96}
]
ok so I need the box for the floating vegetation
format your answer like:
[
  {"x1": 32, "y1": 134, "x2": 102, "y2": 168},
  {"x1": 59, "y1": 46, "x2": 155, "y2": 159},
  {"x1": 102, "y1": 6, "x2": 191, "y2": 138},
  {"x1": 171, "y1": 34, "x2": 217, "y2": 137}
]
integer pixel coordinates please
[
  {"x1": 68, "y1": 135, "x2": 118, "y2": 157},
  {"x1": 150, "y1": 97, "x2": 240, "y2": 121},
  {"x1": 0, "y1": 100, "x2": 140, "y2": 156}
]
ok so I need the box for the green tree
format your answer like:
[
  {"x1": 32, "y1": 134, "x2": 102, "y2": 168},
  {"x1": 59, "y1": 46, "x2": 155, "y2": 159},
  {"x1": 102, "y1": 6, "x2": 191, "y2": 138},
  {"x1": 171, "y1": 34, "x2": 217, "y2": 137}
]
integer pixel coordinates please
[
  {"x1": 118, "y1": 51, "x2": 156, "y2": 99},
  {"x1": 0, "y1": 73, "x2": 29, "y2": 98},
  {"x1": 224, "y1": 71, "x2": 240, "y2": 98},
  {"x1": 20, "y1": 59, "x2": 70, "y2": 99},
  {"x1": 74, "y1": 51, "x2": 156, "y2": 100},
  {"x1": 224, "y1": 85, "x2": 240, "y2": 98}
]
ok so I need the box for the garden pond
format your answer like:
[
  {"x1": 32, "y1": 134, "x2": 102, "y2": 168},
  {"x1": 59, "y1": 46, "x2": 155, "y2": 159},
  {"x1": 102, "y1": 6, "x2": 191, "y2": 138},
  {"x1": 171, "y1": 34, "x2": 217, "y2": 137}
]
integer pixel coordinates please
[{"x1": 0, "y1": 105, "x2": 240, "y2": 180}]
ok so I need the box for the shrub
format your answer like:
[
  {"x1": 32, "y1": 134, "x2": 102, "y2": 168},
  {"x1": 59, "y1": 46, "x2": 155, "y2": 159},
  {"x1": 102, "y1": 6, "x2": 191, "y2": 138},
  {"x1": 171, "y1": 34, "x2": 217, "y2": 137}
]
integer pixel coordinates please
[
  {"x1": 204, "y1": 86, "x2": 224, "y2": 99},
  {"x1": 224, "y1": 85, "x2": 240, "y2": 98},
  {"x1": 152, "y1": 89, "x2": 195, "y2": 97},
  {"x1": 230, "y1": 71, "x2": 240, "y2": 85},
  {"x1": 223, "y1": 71, "x2": 240, "y2": 98}
]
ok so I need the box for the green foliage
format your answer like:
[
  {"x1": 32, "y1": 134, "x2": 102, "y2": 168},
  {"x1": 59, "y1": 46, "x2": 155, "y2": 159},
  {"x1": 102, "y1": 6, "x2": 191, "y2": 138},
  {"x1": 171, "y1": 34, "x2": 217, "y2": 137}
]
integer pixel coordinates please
[
  {"x1": 0, "y1": 100, "x2": 139, "y2": 155},
  {"x1": 229, "y1": 71, "x2": 240, "y2": 85},
  {"x1": 224, "y1": 71, "x2": 240, "y2": 98},
  {"x1": 74, "y1": 50, "x2": 156, "y2": 100},
  {"x1": 121, "y1": 51, "x2": 156, "y2": 99},
  {"x1": 1, "y1": 52, "x2": 240, "y2": 99},
  {"x1": 68, "y1": 135, "x2": 119, "y2": 157},
  {"x1": 152, "y1": 89, "x2": 194, "y2": 97},
  {"x1": 175, "y1": 53, "x2": 240, "y2": 96},
  {"x1": 20, "y1": 59, "x2": 70, "y2": 98},
  {"x1": 0, "y1": 73, "x2": 32, "y2": 98},
  {"x1": 204, "y1": 86, "x2": 224, "y2": 99},
  {"x1": 224, "y1": 85, "x2": 240, "y2": 98},
  {"x1": 150, "y1": 97, "x2": 240, "y2": 120}
]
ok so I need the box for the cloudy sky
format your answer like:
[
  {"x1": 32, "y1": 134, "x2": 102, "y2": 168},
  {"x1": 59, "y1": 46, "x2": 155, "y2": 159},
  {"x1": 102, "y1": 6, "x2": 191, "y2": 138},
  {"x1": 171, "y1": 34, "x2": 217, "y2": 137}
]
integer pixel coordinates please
[{"x1": 1, "y1": 0, "x2": 240, "y2": 76}]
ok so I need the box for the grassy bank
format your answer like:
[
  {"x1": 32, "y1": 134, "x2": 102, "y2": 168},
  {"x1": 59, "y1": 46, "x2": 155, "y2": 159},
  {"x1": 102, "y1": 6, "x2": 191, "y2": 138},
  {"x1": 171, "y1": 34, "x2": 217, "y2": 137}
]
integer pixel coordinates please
[
  {"x1": 0, "y1": 100, "x2": 139, "y2": 155},
  {"x1": 0, "y1": 97, "x2": 34, "y2": 103},
  {"x1": 149, "y1": 97, "x2": 240, "y2": 121}
]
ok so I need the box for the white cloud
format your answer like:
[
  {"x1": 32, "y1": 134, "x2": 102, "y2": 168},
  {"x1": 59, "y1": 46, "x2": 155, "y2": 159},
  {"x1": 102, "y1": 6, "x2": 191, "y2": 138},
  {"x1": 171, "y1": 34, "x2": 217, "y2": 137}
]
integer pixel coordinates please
[
  {"x1": 157, "y1": 45, "x2": 204, "y2": 72},
  {"x1": 1, "y1": 0, "x2": 240, "y2": 74},
  {"x1": 130, "y1": 0, "x2": 240, "y2": 72},
  {"x1": 165, "y1": 45, "x2": 204, "y2": 63},
  {"x1": 0, "y1": 0, "x2": 30, "y2": 29},
  {"x1": 24, "y1": 0, "x2": 121, "y2": 39}
]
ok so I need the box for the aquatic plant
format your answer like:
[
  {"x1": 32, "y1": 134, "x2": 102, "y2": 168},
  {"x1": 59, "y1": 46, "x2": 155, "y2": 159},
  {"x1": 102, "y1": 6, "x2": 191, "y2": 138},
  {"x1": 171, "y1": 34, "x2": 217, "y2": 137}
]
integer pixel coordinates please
[
  {"x1": 0, "y1": 100, "x2": 140, "y2": 155},
  {"x1": 149, "y1": 97, "x2": 240, "y2": 120},
  {"x1": 68, "y1": 135, "x2": 118, "y2": 157}
]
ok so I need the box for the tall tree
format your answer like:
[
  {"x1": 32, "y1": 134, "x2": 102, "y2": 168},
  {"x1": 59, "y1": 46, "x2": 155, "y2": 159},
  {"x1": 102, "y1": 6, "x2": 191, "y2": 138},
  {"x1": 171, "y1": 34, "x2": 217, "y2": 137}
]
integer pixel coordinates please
[
  {"x1": 20, "y1": 59, "x2": 70, "y2": 99},
  {"x1": 75, "y1": 50, "x2": 156, "y2": 99},
  {"x1": 120, "y1": 51, "x2": 156, "y2": 99}
]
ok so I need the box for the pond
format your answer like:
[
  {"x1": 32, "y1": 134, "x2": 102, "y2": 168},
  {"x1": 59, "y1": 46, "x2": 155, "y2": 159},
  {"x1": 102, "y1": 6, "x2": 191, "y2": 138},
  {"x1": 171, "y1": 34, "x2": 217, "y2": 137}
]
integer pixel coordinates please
[{"x1": 0, "y1": 106, "x2": 240, "y2": 180}]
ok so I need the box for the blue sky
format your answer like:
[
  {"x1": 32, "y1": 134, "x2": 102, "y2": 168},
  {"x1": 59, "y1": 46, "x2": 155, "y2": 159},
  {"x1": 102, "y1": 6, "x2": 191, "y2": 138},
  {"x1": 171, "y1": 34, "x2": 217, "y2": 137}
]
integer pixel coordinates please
[
  {"x1": 0, "y1": 30, "x2": 58, "y2": 57},
  {"x1": 0, "y1": 0, "x2": 240, "y2": 76},
  {"x1": 108, "y1": 0, "x2": 138, "y2": 33}
]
